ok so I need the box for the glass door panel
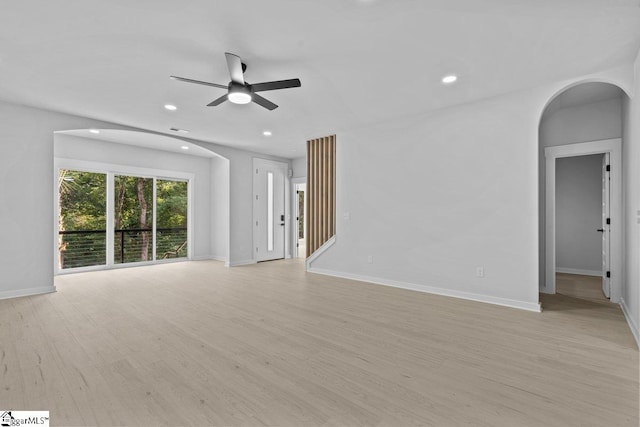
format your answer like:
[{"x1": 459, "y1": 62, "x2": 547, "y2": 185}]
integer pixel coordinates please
[
  {"x1": 58, "y1": 169, "x2": 107, "y2": 269},
  {"x1": 114, "y1": 175, "x2": 153, "y2": 264},
  {"x1": 155, "y1": 179, "x2": 188, "y2": 259}
]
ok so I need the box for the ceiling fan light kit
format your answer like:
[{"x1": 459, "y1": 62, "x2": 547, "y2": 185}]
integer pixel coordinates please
[
  {"x1": 170, "y1": 52, "x2": 301, "y2": 110},
  {"x1": 227, "y1": 83, "x2": 252, "y2": 104}
]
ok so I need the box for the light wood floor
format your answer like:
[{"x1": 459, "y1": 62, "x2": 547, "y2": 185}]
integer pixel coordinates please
[{"x1": 0, "y1": 262, "x2": 637, "y2": 426}]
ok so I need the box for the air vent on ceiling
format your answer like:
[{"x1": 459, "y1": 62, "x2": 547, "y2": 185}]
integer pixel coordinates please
[{"x1": 169, "y1": 127, "x2": 189, "y2": 134}]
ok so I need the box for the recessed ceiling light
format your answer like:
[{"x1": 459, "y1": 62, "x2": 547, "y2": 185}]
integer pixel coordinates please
[
  {"x1": 181, "y1": 146, "x2": 189, "y2": 150},
  {"x1": 442, "y1": 75, "x2": 458, "y2": 84},
  {"x1": 169, "y1": 127, "x2": 189, "y2": 133},
  {"x1": 263, "y1": 131, "x2": 272, "y2": 136},
  {"x1": 164, "y1": 104, "x2": 177, "y2": 111},
  {"x1": 89, "y1": 129, "x2": 100, "y2": 134}
]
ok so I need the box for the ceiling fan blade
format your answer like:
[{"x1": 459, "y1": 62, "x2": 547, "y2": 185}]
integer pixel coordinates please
[
  {"x1": 251, "y1": 79, "x2": 301, "y2": 92},
  {"x1": 225, "y1": 52, "x2": 245, "y2": 85},
  {"x1": 207, "y1": 94, "x2": 228, "y2": 107},
  {"x1": 252, "y1": 93, "x2": 278, "y2": 110},
  {"x1": 170, "y1": 76, "x2": 228, "y2": 89}
]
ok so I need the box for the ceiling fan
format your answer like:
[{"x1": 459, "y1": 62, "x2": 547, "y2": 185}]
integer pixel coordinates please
[{"x1": 170, "y1": 52, "x2": 301, "y2": 111}]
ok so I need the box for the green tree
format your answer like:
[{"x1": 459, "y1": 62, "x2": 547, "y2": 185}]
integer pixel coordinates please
[
  {"x1": 114, "y1": 175, "x2": 153, "y2": 263},
  {"x1": 58, "y1": 170, "x2": 107, "y2": 269},
  {"x1": 59, "y1": 171, "x2": 188, "y2": 267}
]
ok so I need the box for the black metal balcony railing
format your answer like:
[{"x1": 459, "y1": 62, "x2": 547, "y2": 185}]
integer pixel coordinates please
[{"x1": 59, "y1": 227, "x2": 187, "y2": 269}]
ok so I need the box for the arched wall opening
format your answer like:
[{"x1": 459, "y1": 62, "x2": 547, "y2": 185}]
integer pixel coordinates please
[
  {"x1": 538, "y1": 81, "x2": 629, "y2": 304},
  {"x1": 53, "y1": 129, "x2": 230, "y2": 272}
]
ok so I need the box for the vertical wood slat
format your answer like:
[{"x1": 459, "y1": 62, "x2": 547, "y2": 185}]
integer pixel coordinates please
[
  {"x1": 307, "y1": 141, "x2": 311, "y2": 258},
  {"x1": 329, "y1": 139, "x2": 335, "y2": 237},
  {"x1": 314, "y1": 138, "x2": 320, "y2": 255},
  {"x1": 306, "y1": 135, "x2": 336, "y2": 258},
  {"x1": 331, "y1": 137, "x2": 336, "y2": 237},
  {"x1": 324, "y1": 137, "x2": 329, "y2": 243},
  {"x1": 318, "y1": 138, "x2": 327, "y2": 242},
  {"x1": 318, "y1": 137, "x2": 323, "y2": 247},
  {"x1": 331, "y1": 138, "x2": 335, "y2": 235}
]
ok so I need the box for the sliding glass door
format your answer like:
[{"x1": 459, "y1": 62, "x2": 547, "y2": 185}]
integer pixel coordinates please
[
  {"x1": 114, "y1": 175, "x2": 153, "y2": 264},
  {"x1": 58, "y1": 169, "x2": 189, "y2": 271},
  {"x1": 58, "y1": 170, "x2": 107, "y2": 269},
  {"x1": 156, "y1": 179, "x2": 188, "y2": 259}
]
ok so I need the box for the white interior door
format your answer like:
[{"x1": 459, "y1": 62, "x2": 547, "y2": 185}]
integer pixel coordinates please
[
  {"x1": 601, "y1": 153, "x2": 611, "y2": 298},
  {"x1": 254, "y1": 159, "x2": 286, "y2": 262}
]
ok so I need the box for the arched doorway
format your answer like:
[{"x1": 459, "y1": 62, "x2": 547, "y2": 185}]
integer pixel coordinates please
[{"x1": 538, "y1": 82, "x2": 630, "y2": 304}]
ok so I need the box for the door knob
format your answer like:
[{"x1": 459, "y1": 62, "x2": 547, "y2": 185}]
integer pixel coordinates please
[{"x1": 597, "y1": 229, "x2": 604, "y2": 232}]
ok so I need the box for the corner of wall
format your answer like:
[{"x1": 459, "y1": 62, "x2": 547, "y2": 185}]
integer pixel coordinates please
[{"x1": 620, "y1": 298, "x2": 640, "y2": 348}]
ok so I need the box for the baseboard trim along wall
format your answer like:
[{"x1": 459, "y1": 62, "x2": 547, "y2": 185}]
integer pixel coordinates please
[
  {"x1": 0, "y1": 285, "x2": 57, "y2": 301},
  {"x1": 225, "y1": 259, "x2": 257, "y2": 267},
  {"x1": 556, "y1": 267, "x2": 602, "y2": 277},
  {"x1": 620, "y1": 298, "x2": 640, "y2": 348},
  {"x1": 192, "y1": 255, "x2": 227, "y2": 262},
  {"x1": 307, "y1": 267, "x2": 542, "y2": 313}
]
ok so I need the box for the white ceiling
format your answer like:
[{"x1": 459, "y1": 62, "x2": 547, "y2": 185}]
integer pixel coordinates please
[{"x1": 2, "y1": 0, "x2": 640, "y2": 159}]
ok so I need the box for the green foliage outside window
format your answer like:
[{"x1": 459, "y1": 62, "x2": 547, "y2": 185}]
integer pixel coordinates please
[{"x1": 59, "y1": 170, "x2": 188, "y2": 269}]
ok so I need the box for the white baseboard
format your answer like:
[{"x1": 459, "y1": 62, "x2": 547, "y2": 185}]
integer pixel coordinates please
[
  {"x1": 556, "y1": 267, "x2": 601, "y2": 277},
  {"x1": 192, "y1": 255, "x2": 227, "y2": 262},
  {"x1": 308, "y1": 267, "x2": 542, "y2": 313},
  {"x1": 620, "y1": 298, "x2": 639, "y2": 349},
  {"x1": 225, "y1": 259, "x2": 257, "y2": 267},
  {"x1": 0, "y1": 285, "x2": 57, "y2": 301}
]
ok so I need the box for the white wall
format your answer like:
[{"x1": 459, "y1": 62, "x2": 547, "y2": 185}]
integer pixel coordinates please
[
  {"x1": 539, "y1": 95, "x2": 622, "y2": 288},
  {"x1": 291, "y1": 156, "x2": 306, "y2": 179},
  {"x1": 54, "y1": 134, "x2": 214, "y2": 260},
  {"x1": 621, "y1": 51, "x2": 640, "y2": 345},
  {"x1": 539, "y1": 97, "x2": 622, "y2": 146},
  {"x1": 555, "y1": 154, "x2": 604, "y2": 275},
  {"x1": 210, "y1": 155, "x2": 230, "y2": 261},
  {"x1": 0, "y1": 102, "x2": 121, "y2": 298},
  {"x1": 310, "y1": 89, "x2": 542, "y2": 311}
]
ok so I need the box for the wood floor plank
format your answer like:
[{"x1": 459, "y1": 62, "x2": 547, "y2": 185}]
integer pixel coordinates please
[{"x1": 0, "y1": 261, "x2": 637, "y2": 426}]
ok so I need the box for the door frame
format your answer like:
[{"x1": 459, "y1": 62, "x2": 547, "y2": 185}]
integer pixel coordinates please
[
  {"x1": 601, "y1": 153, "x2": 611, "y2": 297},
  {"x1": 543, "y1": 138, "x2": 622, "y2": 301},
  {"x1": 252, "y1": 158, "x2": 290, "y2": 262},
  {"x1": 291, "y1": 178, "x2": 306, "y2": 258}
]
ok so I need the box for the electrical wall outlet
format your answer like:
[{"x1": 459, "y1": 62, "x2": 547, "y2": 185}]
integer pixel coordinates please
[
  {"x1": 367, "y1": 255, "x2": 373, "y2": 264},
  {"x1": 476, "y1": 267, "x2": 485, "y2": 278}
]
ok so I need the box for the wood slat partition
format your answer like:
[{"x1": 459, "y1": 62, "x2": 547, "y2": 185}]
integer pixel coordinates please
[{"x1": 306, "y1": 135, "x2": 336, "y2": 257}]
